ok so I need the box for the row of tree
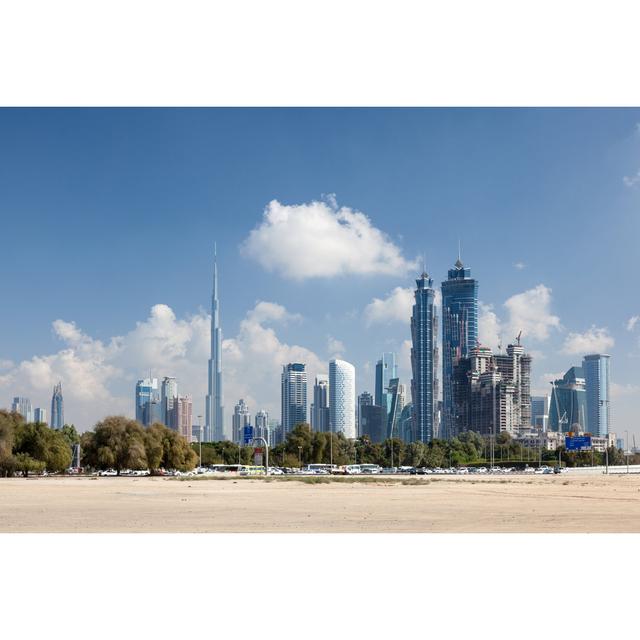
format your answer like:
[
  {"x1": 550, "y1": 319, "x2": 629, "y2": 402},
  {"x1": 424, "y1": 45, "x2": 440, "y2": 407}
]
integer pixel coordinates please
[
  {"x1": 81, "y1": 416, "x2": 197, "y2": 474},
  {"x1": 0, "y1": 410, "x2": 79, "y2": 476},
  {"x1": 194, "y1": 424, "x2": 639, "y2": 469}
]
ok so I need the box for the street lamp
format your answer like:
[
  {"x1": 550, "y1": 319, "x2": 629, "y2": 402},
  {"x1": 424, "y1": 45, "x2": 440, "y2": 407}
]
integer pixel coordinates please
[{"x1": 197, "y1": 414, "x2": 203, "y2": 468}]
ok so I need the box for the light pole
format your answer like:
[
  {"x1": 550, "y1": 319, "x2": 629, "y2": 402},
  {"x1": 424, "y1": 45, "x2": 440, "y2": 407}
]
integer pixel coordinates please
[
  {"x1": 197, "y1": 415, "x2": 203, "y2": 468},
  {"x1": 298, "y1": 446, "x2": 302, "y2": 469}
]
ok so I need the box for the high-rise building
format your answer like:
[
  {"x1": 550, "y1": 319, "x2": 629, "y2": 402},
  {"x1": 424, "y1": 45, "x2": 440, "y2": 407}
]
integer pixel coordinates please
[
  {"x1": 172, "y1": 395, "x2": 193, "y2": 442},
  {"x1": 161, "y1": 376, "x2": 178, "y2": 427},
  {"x1": 311, "y1": 374, "x2": 330, "y2": 432},
  {"x1": 232, "y1": 399, "x2": 252, "y2": 444},
  {"x1": 441, "y1": 256, "x2": 478, "y2": 439},
  {"x1": 50, "y1": 381, "x2": 64, "y2": 429},
  {"x1": 375, "y1": 352, "x2": 397, "y2": 420},
  {"x1": 11, "y1": 397, "x2": 33, "y2": 422},
  {"x1": 398, "y1": 402, "x2": 414, "y2": 442},
  {"x1": 549, "y1": 367, "x2": 587, "y2": 433},
  {"x1": 453, "y1": 341, "x2": 532, "y2": 437},
  {"x1": 410, "y1": 271, "x2": 439, "y2": 443},
  {"x1": 530, "y1": 395, "x2": 550, "y2": 431},
  {"x1": 386, "y1": 378, "x2": 406, "y2": 440},
  {"x1": 357, "y1": 391, "x2": 373, "y2": 437},
  {"x1": 34, "y1": 407, "x2": 47, "y2": 424},
  {"x1": 329, "y1": 359, "x2": 356, "y2": 438},
  {"x1": 281, "y1": 363, "x2": 307, "y2": 436},
  {"x1": 135, "y1": 377, "x2": 160, "y2": 426},
  {"x1": 254, "y1": 409, "x2": 270, "y2": 443},
  {"x1": 583, "y1": 354, "x2": 611, "y2": 437},
  {"x1": 205, "y1": 246, "x2": 224, "y2": 442},
  {"x1": 360, "y1": 404, "x2": 387, "y2": 442}
]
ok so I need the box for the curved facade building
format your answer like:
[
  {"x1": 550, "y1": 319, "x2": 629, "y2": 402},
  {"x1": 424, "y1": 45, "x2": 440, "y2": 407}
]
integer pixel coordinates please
[
  {"x1": 329, "y1": 359, "x2": 356, "y2": 438},
  {"x1": 441, "y1": 257, "x2": 478, "y2": 440}
]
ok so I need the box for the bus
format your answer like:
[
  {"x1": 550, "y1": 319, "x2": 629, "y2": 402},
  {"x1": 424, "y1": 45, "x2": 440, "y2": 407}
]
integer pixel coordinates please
[{"x1": 238, "y1": 465, "x2": 266, "y2": 476}]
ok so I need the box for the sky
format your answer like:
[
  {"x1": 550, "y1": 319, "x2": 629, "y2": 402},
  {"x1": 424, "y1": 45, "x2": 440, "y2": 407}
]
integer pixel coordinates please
[{"x1": 1, "y1": 108, "x2": 639, "y2": 440}]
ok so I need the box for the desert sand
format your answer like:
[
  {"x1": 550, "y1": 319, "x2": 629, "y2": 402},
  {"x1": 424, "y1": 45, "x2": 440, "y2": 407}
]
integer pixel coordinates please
[{"x1": 1, "y1": 474, "x2": 640, "y2": 533}]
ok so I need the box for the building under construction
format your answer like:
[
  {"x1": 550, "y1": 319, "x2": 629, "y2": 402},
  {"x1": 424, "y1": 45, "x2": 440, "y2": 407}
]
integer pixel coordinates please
[{"x1": 452, "y1": 338, "x2": 532, "y2": 437}]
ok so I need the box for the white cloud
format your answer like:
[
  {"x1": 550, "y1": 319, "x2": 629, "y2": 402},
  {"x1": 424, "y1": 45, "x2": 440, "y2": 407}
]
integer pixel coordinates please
[
  {"x1": 503, "y1": 284, "x2": 561, "y2": 342},
  {"x1": 611, "y1": 382, "x2": 640, "y2": 399},
  {"x1": 327, "y1": 336, "x2": 345, "y2": 358},
  {"x1": 241, "y1": 199, "x2": 418, "y2": 280},
  {"x1": 1, "y1": 301, "x2": 323, "y2": 435},
  {"x1": 513, "y1": 261, "x2": 526, "y2": 270},
  {"x1": 626, "y1": 316, "x2": 639, "y2": 331},
  {"x1": 478, "y1": 302, "x2": 502, "y2": 350},
  {"x1": 0, "y1": 359, "x2": 14, "y2": 370},
  {"x1": 561, "y1": 326, "x2": 614, "y2": 355},
  {"x1": 623, "y1": 170, "x2": 640, "y2": 187},
  {"x1": 364, "y1": 286, "x2": 413, "y2": 326},
  {"x1": 363, "y1": 286, "x2": 440, "y2": 327}
]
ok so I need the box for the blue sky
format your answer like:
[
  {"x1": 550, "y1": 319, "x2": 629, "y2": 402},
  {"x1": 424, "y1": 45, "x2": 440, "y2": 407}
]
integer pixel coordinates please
[{"x1": 1, "y1": 108, "x2": 639, "y2": 438}]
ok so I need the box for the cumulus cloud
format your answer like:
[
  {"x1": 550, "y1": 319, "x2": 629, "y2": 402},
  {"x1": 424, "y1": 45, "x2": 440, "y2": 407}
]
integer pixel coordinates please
[
  {"x1": 1, "y1": 301, "x2": 323, "y2": 434},
  {"x1": 327, "y1": 336, "x2": 345, "y2": 358},
  {"x1": 241, "y1": 199, "x2": 418, "y2": 280},
  {"x1": 561, "y1": 326, "x2": 614, "y2": 355},
  {"x1": 627, "y1": 316, "x2": 639, "y2": 331},
  {"x1": 503, "y1": 284, "x2": 561, "y2": 342},
  {"x1": 364, "y1": 286, "x2": 414, "y2": 326},
  {"x1": 478, "y1": 303, "x2": 502, "y2": 350}
]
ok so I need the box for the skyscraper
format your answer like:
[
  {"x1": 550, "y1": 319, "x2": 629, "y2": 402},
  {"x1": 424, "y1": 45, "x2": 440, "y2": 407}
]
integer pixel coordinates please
[
  {"x1": 375, "y1": 352, "x2": 397, "y2": 420},
  {"x1": 329, "y1": 359, "x2": 356, "y2": 438},
  {"x1": 50, "y1": 381, "x2": 64, "y2": 429},
  {"x1": 441, "y1": 255, "x2": 478, "y2": 439},
  {"x1": 232, "y1": 399, "x2": 252, "y2": 444},
  {"x1": 11, "y1": 397, "x2": 32, "y2": 422},
  {"x1": 311, "y1": 374, "x2": 330, "y2": 431},
  {"x1": 281, "y1": 363, "x2": 307, "y2": 436},
  {"x1": 386, "y1": 378, "x2": 406, "y2": 440},
  {"x1": 360, "y1": 404, "x2": 387, "y2": 442},
  {"x1": 161, "y1": 376, "x2": 178, "y2": 427},
  {"x1": 549, "y1": 367, "x2": 588, "y2": 433},
  {"x1": 135, "y1": 377, "x2": 160, "y2": 426},
  {"x1": 34, "y1": 407, "x2": 47, "y2": 424},
  {"x1": 173, "y1": 395, "x2": 193, "y2": 442},
  {"x1": 410, "y1": 271, "x2": 439, "y2": 443},
  {"x1": 254, "y1": 409, "x2": 271, "y2": 444},
  {"x1": 582, "y1": 354, "x2": 611, "y2": 437},
  {"x1": 357, "y1": 391, "x2": 373, "y2": 437},
  {"x1": 205, "y1": 246, "x2": 224, "y2": 442},
  {"x1": 530, "y1": 395, "x2": 550, "y2": 431}
]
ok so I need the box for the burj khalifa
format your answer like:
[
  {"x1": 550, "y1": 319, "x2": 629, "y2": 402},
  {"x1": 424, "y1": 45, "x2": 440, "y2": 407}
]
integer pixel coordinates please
[{"x1": 205, "y1": 246, "x2": 224, "y2": 442}]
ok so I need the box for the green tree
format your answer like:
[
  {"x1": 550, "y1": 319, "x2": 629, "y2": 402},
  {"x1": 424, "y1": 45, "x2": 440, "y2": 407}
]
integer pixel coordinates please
[
  {"x1": 81, "y1": 416, "x2": 147, "y2": 474},
  {"x1": 0, "y1": 410, "x2": 23, "y2": 476},
  {"x1": 60, "y1": 424, "x2": 80, "y2": 447},
  {"x1": 145, "y1": 423, "x2": 197, "y2": 472},
  {"x1": 13, "y1": 422, "x2": 72, "y2": 472},
  {"x1": 14, "y1": 452, "x2": 46, "y2": 477}
]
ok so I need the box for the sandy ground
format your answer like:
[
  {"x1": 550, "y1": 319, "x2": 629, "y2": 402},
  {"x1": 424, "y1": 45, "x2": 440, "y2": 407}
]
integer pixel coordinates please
[{"x1": 1, "y1": 474, "x2": 640, "y2": 532}]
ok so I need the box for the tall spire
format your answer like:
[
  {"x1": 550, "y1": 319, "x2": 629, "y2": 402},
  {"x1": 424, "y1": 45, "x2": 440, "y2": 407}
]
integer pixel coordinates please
[
  {"x1": 455, "y1": 239, "x2": 464, "y2": 269},
  {"x1": 206, "y1": 244, "x2": 224, "y2": 442}
]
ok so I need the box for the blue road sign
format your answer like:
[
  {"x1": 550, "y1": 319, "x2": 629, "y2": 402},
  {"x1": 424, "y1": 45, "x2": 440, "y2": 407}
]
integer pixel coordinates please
[
  {"x1": 565, "y1": 435, "x2": 592, "y2": 451},
  {"x1": 243, "y1": 425, "x2": 254, "y2": 445}
]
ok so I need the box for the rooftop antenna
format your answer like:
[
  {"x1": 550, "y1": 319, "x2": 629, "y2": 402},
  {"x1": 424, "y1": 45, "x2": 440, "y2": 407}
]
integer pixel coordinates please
[{"x1": 516, "y1": 330, "x2": 522, "y2": 346}]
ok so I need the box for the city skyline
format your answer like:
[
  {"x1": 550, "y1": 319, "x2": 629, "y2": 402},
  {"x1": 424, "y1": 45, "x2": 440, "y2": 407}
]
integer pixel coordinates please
[{"x1": 1, "y1": 109, "x2": 639, "y2": 437}]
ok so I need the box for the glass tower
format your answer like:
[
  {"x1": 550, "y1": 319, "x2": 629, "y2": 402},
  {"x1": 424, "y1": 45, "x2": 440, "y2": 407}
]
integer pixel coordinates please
[
  {"x1": 11, "y1": 397, "x2": 33, "y2": 423},
  {"x1": 375, "y1": 352, "x2": 397, "y2": 420},
  {"x1": 441, "y1": 257, "x2": 478, "y2": 440},
  {"x1": 549, "y1": 367, "x2": 588, "y2": 433},
  {"x1": 281, "y1": 363, "x2": 307, "y2": 436},
  {"x1": 582, "y1": 354, "x2": 611, "y2": 437},
  {"x1": 135, "y1": 377, "x2": 159, "y2": 426},
  {"x1": 311, "y1": 374, "x2": 330, "y2": 431},
  {"x1": 410, "y1": 271, "x2": 439, "y2": 443},
  {"x1": 50, "y1": 382, "x2": 64, "y2": 429}
]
